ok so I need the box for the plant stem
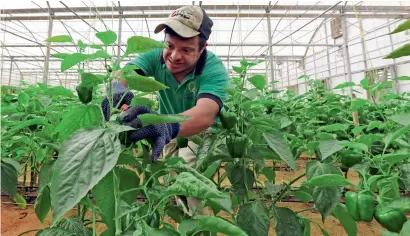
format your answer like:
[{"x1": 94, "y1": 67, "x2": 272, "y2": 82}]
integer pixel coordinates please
[
  {"x1": 294, "y1": 207, "x2": 315, "y2": 214},
  {"x1": 113, "y1": 170, "x2": 122, "y2": 236},
  {"x1": 273, "y1": 173, "x2": 306, "y2": 204}
]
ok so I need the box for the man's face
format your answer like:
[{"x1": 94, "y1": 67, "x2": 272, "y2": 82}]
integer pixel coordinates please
[{"x1": 163, "y1": 34, "x2": 205, "y2": 77}]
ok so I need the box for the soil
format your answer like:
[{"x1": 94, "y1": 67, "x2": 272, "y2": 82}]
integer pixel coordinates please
[{"x1": 1, "y1": 200, "x2": 385, "y2": 236}]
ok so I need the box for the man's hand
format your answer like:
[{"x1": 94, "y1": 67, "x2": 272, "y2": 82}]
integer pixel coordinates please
[
  {"x1": 101, "y1": 92, "x2": 134, "y2": 121},
  {"x1": 119, "y1": 106, "x2": 180, "y2": 162}
]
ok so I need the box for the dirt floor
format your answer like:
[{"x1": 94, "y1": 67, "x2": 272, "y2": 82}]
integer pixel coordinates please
[{"x1": 1, "y1": 200, "x2": 385, "y2": 236}]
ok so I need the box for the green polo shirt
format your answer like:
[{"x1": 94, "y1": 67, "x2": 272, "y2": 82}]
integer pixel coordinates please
[{"x1": 127, "y1": 48, "x2": 228, "y2": 115}]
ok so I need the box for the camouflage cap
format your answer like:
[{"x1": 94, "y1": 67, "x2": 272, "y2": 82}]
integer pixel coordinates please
[{"x1": 154, "y1": 5, "x2": 213, "y2": 40}]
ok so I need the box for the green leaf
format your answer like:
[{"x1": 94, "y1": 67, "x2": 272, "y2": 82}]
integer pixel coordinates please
[
  {"x1": 262, "y1": 167, "x2": 275, "y2": 182},
  {"x1": 36, "y1": 227, "x2": 75, "y2": 236},
  {"x1": 57, "y1": 217, "x2": 91, "y2": 235},
  {"x1": 273, "y1": 207, "x2": 304, "y2": 236},
  {"x1": 390, "y1": 19, "x2": 410, "y2": 34},
  {"x1": 306, "y1": 161, "x2": 343, "y2": 179},
  {"x1": 166, "y1": 172, "x2": 223, "y2": 199},
  {"x1": 195, "y1": 134, "x2": 218, "y2": 172},
  {"x1": 342, "y1": 141, "x2": 368, "y2": 152},
  {"x1": 125, "y1": 36, "x2": 167, "y2": 55},
  {"x1": 90, "y1": 44, "x2": 103, "y2": 50},
  {"x1": 124, "y1": 74, "x2": 168, "y2": 92},
  {"x1": 318, "y1": 123, "x2": 347, "y2": 132},
  {"x1": 306, "y1": 161, "x2": 343, "y2": 221},
  {"x1": 51, "y1": 53, "x2": 70, "y2": 59},
  {"x1": 318, "y1": 139, "x2": 344, "y2": 160},
  {"x1": 313, "y1": 186, "x2": 342, "y2": 222},
  {"x1": 228, "y1": 167, "x2": 255, "y2": 202},
  {"x1": 18, "y1": 92, "x2": 29, "y2": 107},
  {"x1": 36, "y1": 148, "x2": 48, "y2": 163},
  {"x1": 38, "y1": 161, "x2": 54, "y2": 192},
  {"x1": 232, "y1": 66, "x2": 243, "y2": 74},
  {"x1": 1, "y1": 161, "x2": 18, "y2": 197},
  {"x1": 303, "y1": 174, "x2": 354, "y2": 187},
  {"x1": 351, "y1": 98, "x2": 368, "y2": 111},
  {"x1": 55, "y1": 104, "x2": 102, "y2": 141},
  {"x1": 77, "y1": 40, "x2": 87, "y2": 50},
  {"x1": 93, "y1": 167, "x2": 139, "y2": 234},
  {"x1": 35, "y1": 185, "x2": 51, "y2": 223},
  {"x1": 138, "y1": 113, "x2": 190, "y2": 127},
  {"x1": 205, "y1": 191, "x2": 233, "y2": 214},
  {"x1": 96, "y1": 30, "x2": 117, "y2": 46},
  {"x1": 352, "y1": 125, "x2": 366, "y2": 136},
  {"x1": 13, "y1": 193, "x2": 27, "y2": 209},
  {"x1": 3, "y1": 118, "x2": 47, "y2": 140},
  {"x1": 265, "y1": 181, "x2": 285, "y2": 197},
  {"x1": 263, "y1": 131, "x2": 297, "y2": 170},
  {"x1": 237, "y1": 201, "x2": 270, "y2": 236},
  {"x1": 380, "y1": 153, "x2": 410, "y2": 165},
  {"x1": 384, "y1": 197, "x2": 410, "y2": 211},
  {"x1": 331, "y1": 204, "x2": 357, "y2": 236},
  {"x1": 389, "y1": 113, "x2": 410, "y2": 126},
  {"x1": 384, "y1": 43, "x2": 410, "y2": 59},
  {"x1": 80, "y1": 73, "x2": 105, "y2": 87},
  {"x1": 299, "y1": 74, "x2": 309, "y2": 79},
  {"x1": 90, "y1": 50, "x2": 111, "y2": 59},
  {"x1": 333, "y1": 82, "x2": 356, "y2": 89},
  {"x1": 360, "y1": 77, "x2": 370, "y2": 89},
  {"x1": 392, "y1": 76, "x2": 410, "y2": 81},
  {"x1": 400, "y1": 220, "x2": 410, "y2": 235},
  {"x1": 294, "y1": 190, "x2": 312, "y2": 203},
  {"x1": 121, "y1": 64, "x2": 139, "y2": 72},
  {"x1": 39, "y1": 96, "x2": 52, "y2": 107},
  {"x1": 383, "y1": 125, "x2": 410, "y2": 151},
  {"x1": 248, "y1": 75, "x2": 266, "y2": 90},
  {"x1": 50, "y1": 128, "x2": 121, "y2": 223},
  {"x1": 45, "y1": 86, "x2": 75, "y2": 97},
  {"x1": 45, "y1": 35, "x2": 73, "y2": 43},
  {"x1": 196, "y1": 216, "x2": 247, "y2": 236},
  {"x1": 61, "y1": 53, "x2": 91, "y2": 72},
  {"x1": 377, "y1": 176, "x2": 400, "y2": 204}
]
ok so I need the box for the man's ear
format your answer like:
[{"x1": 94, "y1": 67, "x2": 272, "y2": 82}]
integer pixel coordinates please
[{"x1": 200, "y1": 42, "x2": 208, "y2": 54}]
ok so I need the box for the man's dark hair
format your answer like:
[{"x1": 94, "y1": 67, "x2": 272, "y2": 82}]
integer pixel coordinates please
[{"x1": 164, "y1": 26, "x2": 207, "y2": 50}]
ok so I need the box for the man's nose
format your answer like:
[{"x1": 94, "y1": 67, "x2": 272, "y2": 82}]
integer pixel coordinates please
[{"x1": 171, "y1": 50, "x2": 182, "y2": 60}]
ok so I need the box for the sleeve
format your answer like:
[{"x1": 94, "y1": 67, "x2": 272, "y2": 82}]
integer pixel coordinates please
[
  {"x1": 197, "y1": 60, "x2": 229, "y2": 102},
  {"x1": 126, "y1": 49, "x2": 161, "y2": 77}
]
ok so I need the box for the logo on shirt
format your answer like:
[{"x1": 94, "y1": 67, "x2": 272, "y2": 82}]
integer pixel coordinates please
[{"x1": 188, "y1": 82, "x2": 196, "y2": 93}]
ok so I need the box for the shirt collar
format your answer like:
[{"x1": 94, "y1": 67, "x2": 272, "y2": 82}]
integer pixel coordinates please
[{"x1": 160, "y1": 49, "x2": 207, "y2": 76}]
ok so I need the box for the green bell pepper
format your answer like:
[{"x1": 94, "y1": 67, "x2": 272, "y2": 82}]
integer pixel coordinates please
[
  {"x1": 374, "y1": 205, "x2": 407, "y2": 233},
  {"x1": 219, "y1": 111, "x2": 237, "y2": 130},
  {"x1": 345, "y1": 191, "x2": 375, "y2": 222},
  {"x1": 76, "y1": 84, "x2": 93, "y2": 104},
  {"x1": 176, "y1": 137, "x2": 189, "y2": 148},
  {"x1": 340, "y1": 150, "x2": 363, "y2": 168},
  {"x1": 226, "y1": 133, "x2": 249, "y2": 158}
]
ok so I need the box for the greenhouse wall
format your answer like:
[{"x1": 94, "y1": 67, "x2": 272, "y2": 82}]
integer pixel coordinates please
[{"x1": 278, "y1": 17, "x2": 410, "y2": 96}]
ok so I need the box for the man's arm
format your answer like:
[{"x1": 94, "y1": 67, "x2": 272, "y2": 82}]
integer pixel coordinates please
[{"x1": 177, "y1": 98, "x2": 219, "y2": 137}]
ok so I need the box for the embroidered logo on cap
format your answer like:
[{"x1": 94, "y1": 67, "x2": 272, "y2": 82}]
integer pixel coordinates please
[{"x1": 171, "y1": 10, "x2": 193, "y2": 19}]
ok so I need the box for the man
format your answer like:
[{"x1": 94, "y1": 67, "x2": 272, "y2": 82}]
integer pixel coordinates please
[{"x1": 103, "y1": 6, "x2": 228, "y2": 215}]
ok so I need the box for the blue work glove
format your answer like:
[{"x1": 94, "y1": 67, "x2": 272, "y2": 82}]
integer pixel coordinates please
[
  {"x1": 119, "y1": 106, "x2": 180, "y2": 162},
  {"x1": 101, "y1": 82, "x2": 134, "y2": 121}
]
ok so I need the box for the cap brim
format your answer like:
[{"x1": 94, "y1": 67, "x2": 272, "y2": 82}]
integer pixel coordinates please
[{"x1": 154, "y1": 20, "x2": 200, "y2": 38}]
